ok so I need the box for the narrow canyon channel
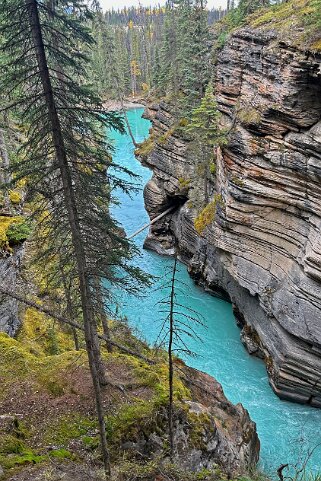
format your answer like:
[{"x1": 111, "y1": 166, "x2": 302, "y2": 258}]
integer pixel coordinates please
[{"x1": 109, "y1": 108, "x2": 321, "y2": 476}]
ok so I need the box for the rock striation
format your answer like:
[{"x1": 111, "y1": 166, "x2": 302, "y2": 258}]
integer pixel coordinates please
[{"x1": 141, "y1": 28, "x2": 321, "y2": 406}]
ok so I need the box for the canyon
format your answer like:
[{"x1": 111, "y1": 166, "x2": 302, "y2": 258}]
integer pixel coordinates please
[{"x1": 142, "y1": 27, "x2": 321, "y2": 407}]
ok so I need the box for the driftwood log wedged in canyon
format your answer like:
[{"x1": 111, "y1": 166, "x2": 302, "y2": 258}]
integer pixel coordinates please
[{"x1": 140, "y1": 28, "x2": 321, "y2": 407}]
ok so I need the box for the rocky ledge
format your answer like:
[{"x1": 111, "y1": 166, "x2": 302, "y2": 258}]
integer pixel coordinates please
[
  {"x1": 0, "y1": 332, "x2": 259, "y2": 479},
  {"x1": 140, "y1": 28, "x2": 321, "y2": 406},
  {"x1": 115, "y1": 365, "x2": 260, "y2": 475}
]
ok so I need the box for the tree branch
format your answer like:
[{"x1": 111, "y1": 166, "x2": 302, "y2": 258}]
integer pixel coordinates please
[{"x1": 0, "y1": 284, "x2": 155, "y2": 365}]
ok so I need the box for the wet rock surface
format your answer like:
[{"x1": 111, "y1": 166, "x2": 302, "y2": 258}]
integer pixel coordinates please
[{"x1": 140, "y1": 29, "x2": 321, "y2": 406}]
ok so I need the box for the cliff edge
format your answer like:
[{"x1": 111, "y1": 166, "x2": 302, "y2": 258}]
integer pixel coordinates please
[{"x1": 141, "y1": 12, "x2": 321, "y2": 406}]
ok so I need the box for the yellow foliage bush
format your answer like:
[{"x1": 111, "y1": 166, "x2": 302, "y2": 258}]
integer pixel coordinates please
[
  {"x1": 311, "y1": 39, "x2": 321, "y2": 51},
  {"x1": 0, "y1": 216, "x2": 18, "y2": 249},
  {"x1": 9, "y1": 190, "x2": 22, "y2": 204},
  {"x1": 194, "y1": 195, "x2": 223, "y2": 234}
]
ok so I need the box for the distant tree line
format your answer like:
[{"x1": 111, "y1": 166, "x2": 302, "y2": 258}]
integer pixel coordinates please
[{"x1": 91, "y1": 0, "x2": 226, "y2": 107}]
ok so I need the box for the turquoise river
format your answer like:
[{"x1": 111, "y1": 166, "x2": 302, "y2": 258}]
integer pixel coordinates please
[{"x1": 109, "y1": 108, "x2": 321, "y2": 476}]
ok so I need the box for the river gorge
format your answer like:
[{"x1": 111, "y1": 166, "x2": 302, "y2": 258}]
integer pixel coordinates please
[{"x1": 110, "y1": 107, "x2": 321, "y2": 476}]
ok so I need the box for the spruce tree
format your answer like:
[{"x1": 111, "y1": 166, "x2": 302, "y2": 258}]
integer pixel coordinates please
[
  {"x1": 177, "y1": 0, "x2": 211, "y2": 114},
  {"x1": 0, "y1": 0, "x2": 149, "y2": 476},
  {"x1": 187, "y1": 84, "x2": 226, "y2": 202},
  {"x1": 188, "y1": 84, "x2": 226, "y2": 146},
  {"x1": 154, "y1": 0, "x2": 211, "y2": 116}
]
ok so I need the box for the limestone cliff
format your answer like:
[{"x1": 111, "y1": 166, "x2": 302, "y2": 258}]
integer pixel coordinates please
[{"x1": 141, "y1": 28, "x2": 321, "y2": 406}]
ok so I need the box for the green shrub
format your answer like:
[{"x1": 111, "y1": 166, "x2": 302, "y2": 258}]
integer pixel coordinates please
[
  {"x1": 209, "y1": 163, "x2": 216, "y2": 175},
  {"x1": 6, "y1": 218, "x2": 32, "y2": 245},
  {"x1": 0, "y1": 435, "x2": 26, "y2": 455},
  {"x1": 216, "y1": 31, "x2": 229, "y2": 49},
  {"x1": 238, "y1": 107, "x2": 262, "y2": 126},
  {"x1": 49, "y1": 448, "x2": 74, "y2": 459},
  {"x1": 178, "y1": 177, "x2": 191, "y2": 189}
]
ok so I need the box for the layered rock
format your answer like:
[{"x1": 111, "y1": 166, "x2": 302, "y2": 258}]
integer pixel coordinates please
[{"x1": 141, "y1": 29, "x2": 321, "y2": 406}]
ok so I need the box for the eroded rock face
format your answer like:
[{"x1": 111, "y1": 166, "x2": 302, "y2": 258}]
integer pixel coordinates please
[
  {"x1": 177, "y1": 366, "x2": 260, "y2": 474},
  {"x1": 0, "y1": 247, "x2": 24, "y2": 336},
  {"x1": 141, "y1": 29, "x2": 321, "y2": 406},
  {"x1": 120, "y1": 366, "x2": 259, "y2": 475}
]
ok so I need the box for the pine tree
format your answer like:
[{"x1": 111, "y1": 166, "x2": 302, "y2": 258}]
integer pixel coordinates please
[
  {"x1": 187, "y1": 84, "x2": 226, "y2": 202},
  {"x1": 0, "y1": 0, "x2": 149, "y2": 476},
  {"x1": 91, "y1": 11, "x2": 119, "y2": 98},
  {"x1": 154, "y1": 0, "x2": 211, "y2": 116},
  {"x1": 157, "y1": 1, "x2": 178, "y2": 97},
  {"x1": 177, "y1": 0, "x2": 212, "y2": 114},
  {"x1": 188, "y1": 84, "x2": 226, "y2": 146}
]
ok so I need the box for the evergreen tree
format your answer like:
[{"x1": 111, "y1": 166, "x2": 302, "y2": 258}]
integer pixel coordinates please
[
  {"x1": 90, "y1": 2, "x2": 223, "y2": 101},
  {"x1": 91, "y1": 11, "x2": 119, "y2": 97},
  {"x1": 0, "y1": 0, "x2": 149, "y2": 476},
  {"x1": 157, "y1": 1, "x2": 179, "y2": 97},
  {"x1": 187, "y1": 84, "x2": 226, "y2": 202},
  {"x1": 188, "y1": 84, "x2": 226, "y2": 146},
  {"x1": 179, "y1": 0, "x2": 211, "y2": 112},
  {"x1": 154, "y1": 0, "x2": 212, "y2": 116}
]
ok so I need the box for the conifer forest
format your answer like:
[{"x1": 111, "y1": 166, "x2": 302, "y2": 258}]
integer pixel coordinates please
[{"x1": 0, "y1": 0, "x2": 321, "y2": 480}]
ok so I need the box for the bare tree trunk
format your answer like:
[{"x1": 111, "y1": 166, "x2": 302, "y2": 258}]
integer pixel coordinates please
[
  {"x1": 121, "y1": 102, "x2": 138, "y2": 148},
  {"x1": 108, "y1": 44, "x2": 138, "y2": 148},
  {"x1": 101, "y1": 314, "x2": 112, "y2": 353},
  {"x1": 0, "y1": 127, "x2": 11, "y2": 212},
  {"x1": 168, "y1": 256, "x2": 177, "y2": 460},
  {"x1": 99, "y1": 295, "x2": 113, "y2": 354},
  {"x1": 25, "y1": 0, "x2": 110, "y2": 475},
  {"x1": 93, "y1": 279, "x2": 113, "y2": 353},
  {"x1": 72, "y1": 326, "x2": 80, "y2": 351},
  {"x1": 60, "y1": 267, "x2": 80, "y2": 351}
]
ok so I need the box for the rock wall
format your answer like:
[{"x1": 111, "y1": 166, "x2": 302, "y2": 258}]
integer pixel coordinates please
[
  {"x1": 142, "y1": 29, "x2": 321, "y2": 406},
  {"x1": 0, "y1": 247, "x2": 23, "y2": 336},
  {"x1": 169, "y1": 365, "x2": 260, "y2": 474}
]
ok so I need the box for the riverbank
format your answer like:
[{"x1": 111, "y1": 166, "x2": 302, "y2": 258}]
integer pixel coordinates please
[
  {"x1": 0, "y1": 325, "x2": 259, "y2": 481},
  {"x1": 103, "y1": 98, "x2": 145, "y2": 111}
]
